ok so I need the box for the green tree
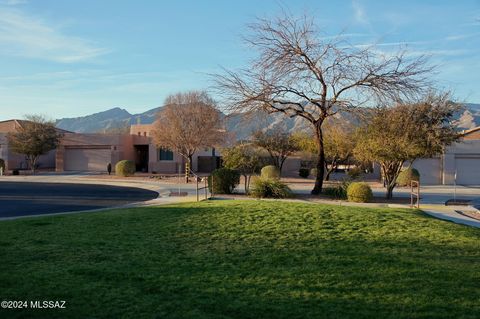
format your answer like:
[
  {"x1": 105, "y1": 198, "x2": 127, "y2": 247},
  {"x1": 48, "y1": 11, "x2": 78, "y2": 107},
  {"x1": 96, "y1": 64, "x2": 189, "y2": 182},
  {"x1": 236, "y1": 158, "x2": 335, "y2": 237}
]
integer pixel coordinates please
[
  {"x1": 252, "y1": 129, "x2": 300, "y2": 174},
  {"x1": 7, "y1": 115, "x2": 63, "y2": 174},
  {"x1": 292, "y1": 120, "x2": 356, "y2": 181},
  {"x1": 222, "y1": 143, "x2": 262, "y2": 193},
  {"x1": 355, "y1": 94, "x2": 461, "y2": 199}
]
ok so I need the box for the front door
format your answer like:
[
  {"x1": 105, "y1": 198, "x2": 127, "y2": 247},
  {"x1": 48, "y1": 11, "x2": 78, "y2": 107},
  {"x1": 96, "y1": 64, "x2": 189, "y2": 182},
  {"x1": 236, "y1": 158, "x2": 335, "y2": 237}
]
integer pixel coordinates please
[{"x1": 134, "y1": 145, "x2": 149, "y2": 172}]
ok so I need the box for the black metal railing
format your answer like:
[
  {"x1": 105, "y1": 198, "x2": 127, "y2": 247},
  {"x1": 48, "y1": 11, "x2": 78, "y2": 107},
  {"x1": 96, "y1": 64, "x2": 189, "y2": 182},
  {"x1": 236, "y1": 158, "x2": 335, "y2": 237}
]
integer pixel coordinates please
[{"x1": 188, "y1": 170, "x2": 213, "y2": 202}]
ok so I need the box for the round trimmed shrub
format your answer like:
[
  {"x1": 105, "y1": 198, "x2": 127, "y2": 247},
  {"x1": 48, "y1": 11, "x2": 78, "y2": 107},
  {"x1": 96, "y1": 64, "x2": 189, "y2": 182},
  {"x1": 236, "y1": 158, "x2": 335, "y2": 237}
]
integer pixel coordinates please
[
  {"x1": 396, "y1": 168, "x2": 420, "y2": 187},
  {"x1": 249, "y1": 177, "x2": 292, "y2": 198},
  {"x1": 115, "y1": 160, "x2": 136, "y2": 177},
  {"x1": 208, "y1": 168, "x2": 240, "y2": 194},
  {"x1": 347, "y1": 182, "x2": 373, "y2": 203},
  {"x1": 299, "y1": 168, "x2": 309, "y2": 178},
  {"x1": 261, "y1": 165, "x2": 280, "y2": 179}
]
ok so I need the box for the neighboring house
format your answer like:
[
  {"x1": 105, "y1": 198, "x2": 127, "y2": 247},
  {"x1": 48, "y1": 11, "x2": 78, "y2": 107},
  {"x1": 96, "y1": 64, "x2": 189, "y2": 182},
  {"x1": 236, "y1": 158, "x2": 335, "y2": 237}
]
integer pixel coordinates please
[
  {"x1": 129, "y1": 124, "x2": 221, "y2": 174},
  {"x1": 410, "y1": 126, "x2": 480, "y2": 185},
  {"x1": 277, "y1": 126, "x2": 480, "y2": 185},
  {"x1": 0, "y1": 119, "x2": 67, "y2": 171},
  {"x1": 0, "y1": 119, "x2": 220, "y2": 174}
]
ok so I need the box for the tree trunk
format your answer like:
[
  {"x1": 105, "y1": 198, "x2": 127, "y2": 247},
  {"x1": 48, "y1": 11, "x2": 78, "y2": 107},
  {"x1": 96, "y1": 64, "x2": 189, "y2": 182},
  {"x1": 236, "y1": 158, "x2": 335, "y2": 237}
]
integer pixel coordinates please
[
  {"x1": 311, "y1": 123, "x2": 325, "y2": 195},
  {"x1": 386, "y1": 183, "x2": 395, "y2": 199},
  {"x1": 188, "y1": 154, "x2": 193, "y2": 172},
  {"x1": 244, "y1": 174, "x2": 248, "y2": 194},
  {"x1": 324, "y1": 168, "x2": 333, "y2": 181},
  {"x1": 324, "y1": 161, "x2": 336, "y2": 181},
  {"x1": 279, "y1": 157, "x2": 287, "y2": 176},
  {"x1": 29, "y1": 156, "x2": 38, "y2": 175}
]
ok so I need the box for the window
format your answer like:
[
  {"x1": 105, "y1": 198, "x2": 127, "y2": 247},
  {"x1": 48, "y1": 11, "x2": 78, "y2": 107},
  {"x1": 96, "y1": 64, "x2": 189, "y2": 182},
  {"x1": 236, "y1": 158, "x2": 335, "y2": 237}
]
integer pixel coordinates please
[{"x1": 158, "y1": 148, "x2": 173, "y2": 161}]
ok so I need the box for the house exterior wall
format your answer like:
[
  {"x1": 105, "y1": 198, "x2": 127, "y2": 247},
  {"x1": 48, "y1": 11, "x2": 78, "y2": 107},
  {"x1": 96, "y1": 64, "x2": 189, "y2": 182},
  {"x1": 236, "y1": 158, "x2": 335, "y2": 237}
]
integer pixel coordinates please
[
  {"x1": 56, "y1": 133, "x2": 135, "y2": 172},
  {"x1": 0, "y1": 123, "x2": 56, "y2": 171},
  {"x1": 441, "y1": 139, "x2": 480, "y2": 185},
  {"x1": 410, "y1": 158, "x2": 442, "y2": 185}
]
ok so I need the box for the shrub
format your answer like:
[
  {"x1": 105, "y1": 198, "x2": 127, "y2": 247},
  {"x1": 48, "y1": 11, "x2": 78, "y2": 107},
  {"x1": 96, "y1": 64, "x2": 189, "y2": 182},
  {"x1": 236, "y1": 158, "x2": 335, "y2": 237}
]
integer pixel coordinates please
[
  {"x1": 261, "y1": 165, "x2": 280, "y2": 179},
  {"x1": 323, "y1": 181, "x2": 350, "y2": 199},
  {"x1": 208, "y1": 168, "x2": 240, "y2": 194},
  {"x1": 249, "y1": 177, "x2": 292, "y2": 198},
  {"x1": 396, "y1": 168, "x2": 420, "y2": 187},
  {"x1": 299, "y1": 168, "x2": 309, "y2": 178},
  {"x1": 310, "y1": 168, "x2": 318, "y2": 177},
  {"x1": 347, "y1": 182, "x2": 373, "y2": 203},
  {"x1": 347, "y1": 166, "x2": 362, "y2": 180},
  {"x1": 115, "y1": 160, "x2": 136, "y2": 177},
  {"x1": 0, "y1": 158, "x2": 5, "y2": 171}
]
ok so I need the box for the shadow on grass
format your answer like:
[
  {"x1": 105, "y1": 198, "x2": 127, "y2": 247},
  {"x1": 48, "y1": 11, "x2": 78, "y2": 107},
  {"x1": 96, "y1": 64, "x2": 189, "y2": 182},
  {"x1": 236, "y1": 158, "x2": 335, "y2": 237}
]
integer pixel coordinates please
[{"x1": 0, "y1": 201, "x2": 479, "y2": 319}]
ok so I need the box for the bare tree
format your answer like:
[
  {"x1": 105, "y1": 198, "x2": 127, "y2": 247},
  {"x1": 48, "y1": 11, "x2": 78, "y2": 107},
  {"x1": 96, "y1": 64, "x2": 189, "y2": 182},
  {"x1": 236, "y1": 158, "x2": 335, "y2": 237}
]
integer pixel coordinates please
[
  {"x1": 214, "y1": 12, "x2": 433, "y2": 194},
  {"x1": 152, "y1": 91, "x2": 225, "y2": 171},
  {"x1": 7, "y1": 115, "x2": 63, "y2": 174}
]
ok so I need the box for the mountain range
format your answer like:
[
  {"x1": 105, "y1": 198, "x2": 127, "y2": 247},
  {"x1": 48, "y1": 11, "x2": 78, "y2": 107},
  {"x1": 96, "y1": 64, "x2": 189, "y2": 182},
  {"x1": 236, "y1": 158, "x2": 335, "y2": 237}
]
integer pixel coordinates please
[{"x1": 56, "y1": 103, "x2": 480, "y2": 138}]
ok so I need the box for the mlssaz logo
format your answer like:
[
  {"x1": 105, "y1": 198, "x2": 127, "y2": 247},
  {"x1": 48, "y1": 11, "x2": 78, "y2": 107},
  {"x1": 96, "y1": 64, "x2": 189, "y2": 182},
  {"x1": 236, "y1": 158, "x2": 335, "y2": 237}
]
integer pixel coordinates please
[{"x1": 30, "y1": 301, "x2": 66, "y2": 309}]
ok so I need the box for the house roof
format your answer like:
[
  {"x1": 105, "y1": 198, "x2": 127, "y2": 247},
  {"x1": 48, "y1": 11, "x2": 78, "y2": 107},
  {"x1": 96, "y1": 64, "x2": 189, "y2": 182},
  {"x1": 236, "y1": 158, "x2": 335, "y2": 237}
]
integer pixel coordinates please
[
  {"x1": 461, "y1": 126, "x2": 480, "y2": 135},
  {"x1": 460, "y1": 126, "x2": 480, "y2": 140},
  {"x1": 0, "y1": 119, "x2": 72, "y2": 134}
]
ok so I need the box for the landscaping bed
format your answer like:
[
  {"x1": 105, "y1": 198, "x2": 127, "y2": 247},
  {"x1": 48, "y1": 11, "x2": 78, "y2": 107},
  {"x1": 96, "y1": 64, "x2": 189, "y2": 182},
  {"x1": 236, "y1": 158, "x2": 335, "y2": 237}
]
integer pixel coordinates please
[{"x1": 1, "y1": 201, "x2": 479, "y2": 318}]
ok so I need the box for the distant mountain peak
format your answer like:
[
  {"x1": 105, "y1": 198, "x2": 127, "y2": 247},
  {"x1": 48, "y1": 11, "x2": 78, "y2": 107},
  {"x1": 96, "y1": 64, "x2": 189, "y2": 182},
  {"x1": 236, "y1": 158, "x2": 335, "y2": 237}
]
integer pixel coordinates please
[{"x1": 55, "y1": 103, "x2": 480, "y2": 136}]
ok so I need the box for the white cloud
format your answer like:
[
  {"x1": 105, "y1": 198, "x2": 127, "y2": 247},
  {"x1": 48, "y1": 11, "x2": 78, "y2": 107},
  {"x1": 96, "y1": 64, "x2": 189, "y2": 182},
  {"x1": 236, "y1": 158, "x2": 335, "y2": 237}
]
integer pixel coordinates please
[
  {"x1": 0, "y1": 8, "x2": 108, "y2": 63},
  {"x1": 445, "y1": 33, "x2": 480, "y2": 41},
  {"x1": 318, "y1": 33, "x2": 370, "y2": 41},
  {"x1": 1, "y1": 0, "x2": 28, "y2": 5},
  {"x1": 352, "y1": 0, "x2": 369, "y2": 25}
]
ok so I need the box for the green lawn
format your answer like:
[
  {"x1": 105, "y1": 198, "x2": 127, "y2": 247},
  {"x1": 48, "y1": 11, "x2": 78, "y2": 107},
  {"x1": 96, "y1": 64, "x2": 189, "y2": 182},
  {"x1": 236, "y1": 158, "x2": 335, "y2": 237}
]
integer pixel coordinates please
[{"x1": 1, "y1": 200, "x2": 479, "y2": 318}]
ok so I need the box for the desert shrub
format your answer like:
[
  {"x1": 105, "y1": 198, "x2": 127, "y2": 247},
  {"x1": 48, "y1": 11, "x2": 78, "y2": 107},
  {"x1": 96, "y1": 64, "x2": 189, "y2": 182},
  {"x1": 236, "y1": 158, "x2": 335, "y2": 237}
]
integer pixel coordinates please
[
  {"x1": 0, "y1": 158, "x2": 5, "y2": 171},
  {"x1": 115, "y1": 160, "x2": 136, "y2": 177},
  {"x1": 347, "y1": 182, "x2": 373, "y2": 203},
  {"x1": 208, "y1": 168, "x2": 240, "y2": 194},
  {"x1": 310, "y1": 168, "x2": 318, "y2": 177},
  {"x1": 261, "y1": 165, "x2": 280, "y2": 179},
  {"x1": 249, "y1": 177, "x2": 292, "y2": 198},
  {"x1": 299, "y1": 168, "x2": 309, "y2": 178},
  {"x1": 323, "y1": 181, "x2": 350, "y2": 199},
  {"x1": 347, "y1": 166, "x2": 362, "y2": 180},
  {"x1": 396, "y1": 168, "x2": 420, "y2": 187}
]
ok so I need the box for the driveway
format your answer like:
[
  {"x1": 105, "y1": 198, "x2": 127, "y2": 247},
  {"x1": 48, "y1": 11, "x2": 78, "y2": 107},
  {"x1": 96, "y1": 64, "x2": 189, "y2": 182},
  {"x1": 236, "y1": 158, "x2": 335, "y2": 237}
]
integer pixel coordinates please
[{"x1": 0, "y1": 182, "x2": 159, "y2": 218}]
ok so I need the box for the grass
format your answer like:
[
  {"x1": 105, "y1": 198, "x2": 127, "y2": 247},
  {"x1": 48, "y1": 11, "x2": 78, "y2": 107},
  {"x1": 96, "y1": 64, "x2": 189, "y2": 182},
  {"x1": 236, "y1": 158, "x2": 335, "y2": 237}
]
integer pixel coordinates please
[{"x1": 1, "y1": 200, "x2": 479, "y2": 318}]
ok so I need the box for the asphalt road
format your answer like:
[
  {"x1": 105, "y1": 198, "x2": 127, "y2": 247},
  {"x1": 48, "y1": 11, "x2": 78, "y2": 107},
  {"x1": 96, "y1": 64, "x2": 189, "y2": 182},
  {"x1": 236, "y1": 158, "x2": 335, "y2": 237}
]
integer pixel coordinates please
[{"x1": 0, "y1": 182, "x2": 159, "y2": 218}]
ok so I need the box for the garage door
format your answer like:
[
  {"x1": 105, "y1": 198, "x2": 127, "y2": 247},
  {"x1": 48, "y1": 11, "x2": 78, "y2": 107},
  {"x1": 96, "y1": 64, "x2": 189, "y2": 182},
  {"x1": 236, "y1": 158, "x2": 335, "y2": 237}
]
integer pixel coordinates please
[
  {"x1": 456, "y1": 157, "x2": 480, "y2": 185},
  {"x1": 64, "y1": 148, "x2": 111, "y2": 171},
  {"x1": 412, "y1": 158, "x2": 441, "y2": 185}
]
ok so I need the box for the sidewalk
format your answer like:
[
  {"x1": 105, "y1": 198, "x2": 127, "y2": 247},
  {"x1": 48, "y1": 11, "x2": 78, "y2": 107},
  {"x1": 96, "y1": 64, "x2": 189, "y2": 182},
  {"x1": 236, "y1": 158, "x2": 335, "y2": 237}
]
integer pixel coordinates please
[{"x1": 2, "y1": 174, "x2": 479, "y2": 228}]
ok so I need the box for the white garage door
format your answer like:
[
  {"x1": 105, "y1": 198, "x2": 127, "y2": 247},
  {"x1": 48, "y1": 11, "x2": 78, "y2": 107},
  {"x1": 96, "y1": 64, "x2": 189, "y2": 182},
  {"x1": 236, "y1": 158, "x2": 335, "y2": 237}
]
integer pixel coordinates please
[
  {"x1": 64, "y1": 148, "x2": 111, "y2": 171},
  {"x1": 412, "y1": 158, "x2": 441, "y2": 185},
  {"x1": 456, "y1": 157, "x2": 480, "y2": 185}
]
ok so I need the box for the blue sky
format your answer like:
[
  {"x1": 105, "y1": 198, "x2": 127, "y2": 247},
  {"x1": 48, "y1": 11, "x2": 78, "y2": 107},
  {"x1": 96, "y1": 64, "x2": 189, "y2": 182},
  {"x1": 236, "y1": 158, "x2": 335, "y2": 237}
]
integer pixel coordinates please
[{"x1": 0, "y1": 0, "x2": 479, "y2": 121}]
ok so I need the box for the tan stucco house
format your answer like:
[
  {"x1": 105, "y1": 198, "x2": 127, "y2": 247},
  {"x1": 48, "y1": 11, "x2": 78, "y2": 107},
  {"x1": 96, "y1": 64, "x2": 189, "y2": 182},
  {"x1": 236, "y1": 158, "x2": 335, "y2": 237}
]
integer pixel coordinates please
[
  {"x1": 0, "y1": 120, "x2": 64, "y2": 171},
  {"x1": 410, "y1": 126, "x2": 480, "y2": 185},
  {"x1": 0, "y1": 119, "x2": 220, "y2": 174},
  {"x1": 1, "y1": 117, "x2": 478, "y2": 184}
]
